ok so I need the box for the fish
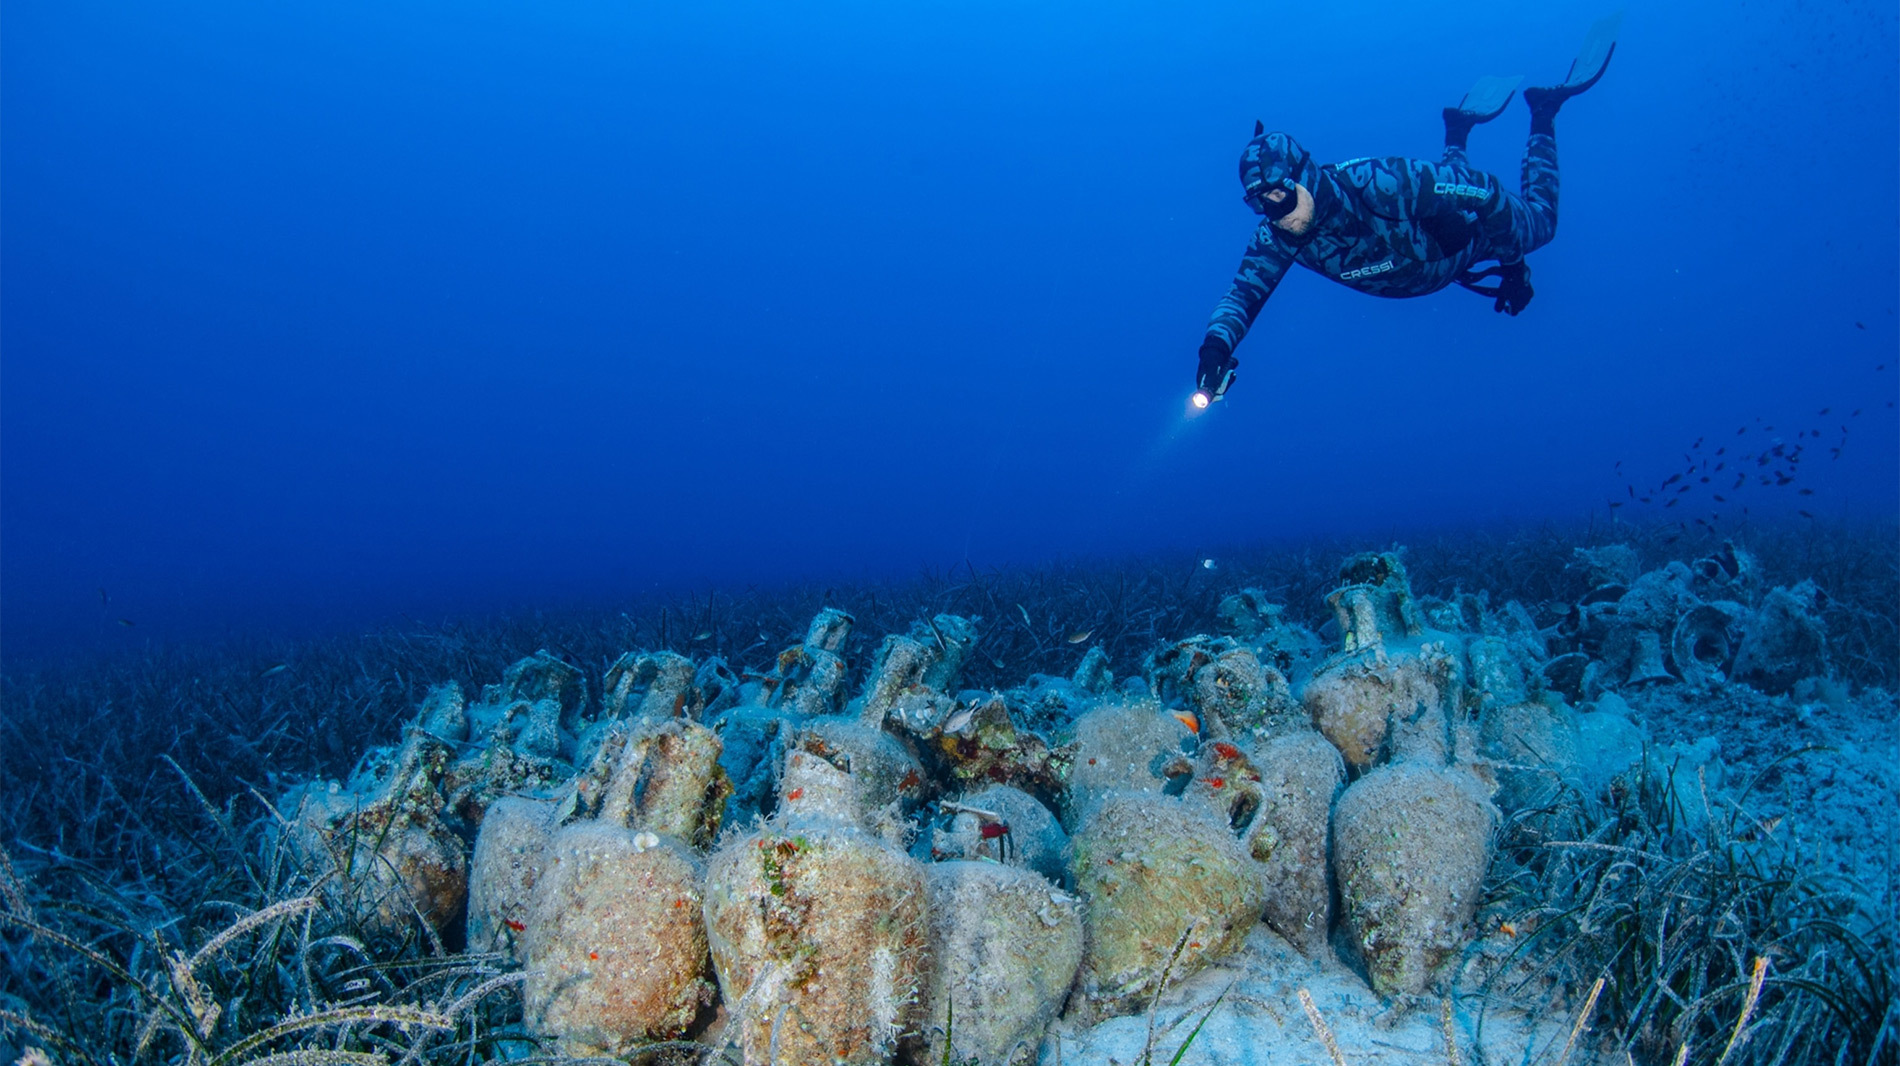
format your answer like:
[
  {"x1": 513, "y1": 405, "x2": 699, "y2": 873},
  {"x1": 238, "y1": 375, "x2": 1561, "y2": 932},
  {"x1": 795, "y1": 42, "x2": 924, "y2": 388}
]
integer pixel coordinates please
[
  {"x1": 117, "y1": 618, "x2": 136, "y2": 627},
  {"x1": 1200, "y1": 558, "x2": 1218, "y2": 571},
  {"x1": 1800, "y1": 510, "x2": 1815, "y2": 518},
  {"x1": 1819, "y1": 408, "x2": 1831, "y2": 415},
  {"x1": 258, "y1": 663, "x2": 290, "y2": 679},
  {"x1": 692, "y1": 631, "x2": 712, "y2": 642},
  {"x1": 1798, "y1": 488, "x2": 1814, "y2": 495},
  {"x1": 1171, "y1": 710, "x2": 1200, "y2": 734},
  {"x1": 1662, "y1": 473, "x2": 1682, "y2": 486},
  {"x1": 97, "y1": 587, "x2": 109, "y2": 606},
  {"x1": 1713, "y1": 495, "x2": 1727, "y2": 503},
  {"x1": 1066, "y1": 629, "x2": 1093, "y2": 644},
  {"x1": 1855, "y1": 322, "x2": 1866, "y2": 330},
  {"x1": 1665, "y1": 499, "x2": 1679, "y2": 508}
]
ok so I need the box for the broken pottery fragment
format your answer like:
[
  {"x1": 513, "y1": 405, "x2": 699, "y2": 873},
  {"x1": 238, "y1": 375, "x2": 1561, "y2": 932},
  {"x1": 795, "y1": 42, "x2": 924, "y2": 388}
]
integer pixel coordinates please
[{"x1": 1730, "y1": 581, "x2": 1829, "y2": 695}]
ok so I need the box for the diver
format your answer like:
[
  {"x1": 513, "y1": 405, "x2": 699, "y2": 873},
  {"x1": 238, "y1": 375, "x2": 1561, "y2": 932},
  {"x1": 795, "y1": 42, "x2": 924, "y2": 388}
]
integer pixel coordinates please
[{"x1": 1192, "y1": 15, "x2": 1619, "y2": 407}]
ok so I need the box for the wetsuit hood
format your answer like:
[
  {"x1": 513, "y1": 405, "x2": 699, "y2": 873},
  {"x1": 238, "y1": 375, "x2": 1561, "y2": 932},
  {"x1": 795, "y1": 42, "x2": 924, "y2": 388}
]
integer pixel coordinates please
[
  {"x1": 1239, "y1": 130, "x2": 1319, "y2": 209},
  {"x1": 1239, "y1": 128, "x2": 1341, "y2": 236}
]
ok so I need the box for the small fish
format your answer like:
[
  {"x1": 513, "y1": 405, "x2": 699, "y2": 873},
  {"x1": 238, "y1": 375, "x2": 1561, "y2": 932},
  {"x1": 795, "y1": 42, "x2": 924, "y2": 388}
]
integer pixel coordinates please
[
  {"x1": 1200, "y1": 558, "x2": 1218, "y2": 570},
  {"x1": 258, "y1": 663, "x2": 290, "y2": 679},
  {"x1": 97, "y1": 587, "x2": 110, "y2": 606},
  {"x1": 1662, "y1": 473, "x2": 1682, "y2": 487},
  {"x1": 1799, "y1": 510, "x2": 1815, "y2": 518},
  {"x1": 504, "y1": 918, "x2": 526, "y2": 933},
  {"x1": 117, "y1": 618, "x2": 136, "y2": 627},
  {"x1": 1714, "y1": 495, "x2": 1727, "y2": 503},
  {"x1": 1855, "y1": 322, "x2": 1866, "y2": 330},
  {"x1": 978, "y1": 822, "x2": 1010, "y2": 839},
  {"x1": 1171, "y1": 710, "x2": 1201, "y2": 734},
  {"x1": 1819, "y1": 408, "x2": 1831, "y2": 415},
  {"x1": 1665, "y1": 498, "x2": 1679, "y2": 508},
  {"x1": 1067, "y1": 629, "x2": 1094, "y2": 644},
  {"x1": 1499, "y1": 921, "x2": 1519, "y2": 937},
  {"x1": 1716, "y1": 447, "x2": 1725, "y2": 456},
  {"x1": 942, "y1": 706, "x2": 976, "y2": 734},
  {"x1": 1798, "y1": 488, "x2": 1814, "y2": 495},
  {"x1": 692, "y1": 631, "x2": 712, "y2": 642},
  {"x1": 632, "y1": 831, "x2": 660, "y2": 851},
  {"x1": 1608, "y1": 500, "x2": 1624, "y2": 509}
]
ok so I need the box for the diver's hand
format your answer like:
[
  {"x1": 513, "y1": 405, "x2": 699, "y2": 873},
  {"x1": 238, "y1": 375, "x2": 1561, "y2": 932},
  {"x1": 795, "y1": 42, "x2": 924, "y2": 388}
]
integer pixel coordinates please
[
  {"x1": 1196, "y1": 338, "x2": 1239, "y2": 403},
  {"x1": 1492, "y1": 261, "x2": 1534, "y2": 316}
]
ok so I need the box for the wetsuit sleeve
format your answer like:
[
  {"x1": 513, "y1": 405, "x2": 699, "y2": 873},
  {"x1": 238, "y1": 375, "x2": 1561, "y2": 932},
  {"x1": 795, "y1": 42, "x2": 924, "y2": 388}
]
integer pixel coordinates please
[{"x1": 1204, "y1": 226, "x2": 1296, "y2": 355}]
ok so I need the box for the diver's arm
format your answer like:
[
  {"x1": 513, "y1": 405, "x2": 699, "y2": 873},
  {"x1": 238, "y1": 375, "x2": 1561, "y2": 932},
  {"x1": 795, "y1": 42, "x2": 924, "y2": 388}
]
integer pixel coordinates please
[{"x1": 1203, "y1": 228, "x2": 1296, "y2": 356}]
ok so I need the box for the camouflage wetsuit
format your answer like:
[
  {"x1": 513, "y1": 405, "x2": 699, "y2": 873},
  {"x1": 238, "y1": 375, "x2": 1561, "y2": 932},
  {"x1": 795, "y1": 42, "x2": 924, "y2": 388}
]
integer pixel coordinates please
[{"x1": 1204, "y1": 134, "x2": 1558, "y2": 356}]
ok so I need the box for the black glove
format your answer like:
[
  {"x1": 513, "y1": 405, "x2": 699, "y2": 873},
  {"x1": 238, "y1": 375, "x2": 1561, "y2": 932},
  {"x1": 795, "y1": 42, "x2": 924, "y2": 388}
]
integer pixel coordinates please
[
  {"x1": 1196, "y1": 338, "x2": 1239, "y2": 402},
  {"x1": 1490, "y1": 261, "x2": 1534, "y2": 316}
]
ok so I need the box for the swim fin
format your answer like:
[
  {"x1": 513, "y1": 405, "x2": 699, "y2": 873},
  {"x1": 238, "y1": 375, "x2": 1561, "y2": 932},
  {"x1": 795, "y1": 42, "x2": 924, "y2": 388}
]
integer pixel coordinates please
[
  {"x1": 1526, "y1": 12, "x2": 1621, "y2": 118},
  {"x1": 1443, "y1": 74, "x2": 1522, "y2": 148},
  {"x1": 1527, "y1": 12, "x2": 1618, "y2": 131},
  {"x1": 1453, "y1": 74, "x2": 1525, "y2": 123},
  {"x1": 1561, "y1": 12, "x2": 1622, "y2": 93}
]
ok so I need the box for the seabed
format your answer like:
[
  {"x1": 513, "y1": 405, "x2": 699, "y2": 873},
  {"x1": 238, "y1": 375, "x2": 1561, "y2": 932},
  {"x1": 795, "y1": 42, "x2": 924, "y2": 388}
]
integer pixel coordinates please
[{"x1": 1, "y1": 520, "x2": 1894, "y2": 1066}]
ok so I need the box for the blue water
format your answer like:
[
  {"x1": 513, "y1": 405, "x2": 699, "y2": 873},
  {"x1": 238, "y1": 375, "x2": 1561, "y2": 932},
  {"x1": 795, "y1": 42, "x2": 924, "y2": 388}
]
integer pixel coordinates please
[{"x1": 4, "y1": 0, "x2": 1895, "y2": 656}]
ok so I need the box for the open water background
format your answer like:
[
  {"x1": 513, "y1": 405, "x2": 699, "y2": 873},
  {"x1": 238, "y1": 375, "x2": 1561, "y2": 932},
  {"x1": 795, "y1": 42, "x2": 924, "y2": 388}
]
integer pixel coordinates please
[{"x1": 4, "y1": 0, "x2": 1895, "y2": 659}]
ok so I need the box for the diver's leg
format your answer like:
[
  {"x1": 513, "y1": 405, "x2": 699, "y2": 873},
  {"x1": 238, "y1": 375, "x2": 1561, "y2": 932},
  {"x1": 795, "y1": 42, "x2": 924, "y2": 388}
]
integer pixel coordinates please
[
  {"x1": 1473, "y1": 133, "x2": 1558, "y2": 263},
  {"x1": 1441, "y1": 142, "x2": 1472, "y2": 168},
  {"x1": 1514, "y1": 132, "x2": 1559, "y2": 254}
]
